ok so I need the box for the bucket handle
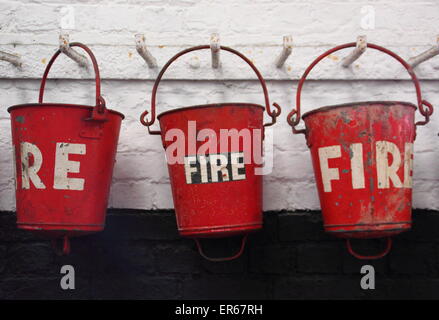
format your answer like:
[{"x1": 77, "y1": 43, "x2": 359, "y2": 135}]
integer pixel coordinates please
[
  {"x1": 51, "y1": 235, "x2": 71, "y2": 256},
  {"x1": 286, "y1": 43, "x2": 433, "y2": 135},
  {"x1": 346, "y1": 237, "x2": 392, "y2": 260},
  {"x1": 194, "y1": 234, "x2": 248, "y2": 262},
  {"x1": 38, "y1": 42, "x2": 108, "y2": 122},
  {"x1": 140, "y1": 45, "x2": 281, "y2": 135}
]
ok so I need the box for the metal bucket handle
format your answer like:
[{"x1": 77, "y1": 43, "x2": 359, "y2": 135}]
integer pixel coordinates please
[
  {"x1": 51, "y1": 235, "x2": 71, "y2": 256},
  {"x1": 39, "y1": 42, "x2": 108, "y2": 122},
  {"x1": 140, "y1": 45, "x2": 281, "y2": 134},
  {"x1": 194, "y1": 234, "x2": 248, "y2": 262},
  {"x1": 346, "y1": 237, "x2": 392, "y2": 260},
  {"x1": 286, "y1": 42, "x2": 433, "y2": 135}
]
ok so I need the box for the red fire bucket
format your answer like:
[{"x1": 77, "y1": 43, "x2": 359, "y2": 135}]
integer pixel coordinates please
[
  {"x1": 286, "y1": 43, "x2": 433, "y2": 259},
  {"x1": 8, "y1": 43, "x2": 124, "y2": 255},
  {"x1": 140, "y1": 45, "x2": 280, "y2": 261}
]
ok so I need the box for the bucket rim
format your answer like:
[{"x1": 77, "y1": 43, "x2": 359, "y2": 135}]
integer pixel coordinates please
[
  {"x1": 157, "y1": 102, "x2": 264, "y2": 119},
  {"x1": 7, "y1": 103, "x2": 125, "y2": 119},
  {"x1": 302, "y1": 100, "x2": 417, "y2": 120}
]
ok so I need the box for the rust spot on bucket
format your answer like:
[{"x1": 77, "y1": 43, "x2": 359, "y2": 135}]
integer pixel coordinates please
[{"x1": 15, "y1": 116, "x2": 25, "y2": 124}]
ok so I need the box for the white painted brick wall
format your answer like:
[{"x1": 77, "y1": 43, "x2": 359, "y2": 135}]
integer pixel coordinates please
[{"x1": 0, "y1": 0, "x2": 438, "y2": 211}]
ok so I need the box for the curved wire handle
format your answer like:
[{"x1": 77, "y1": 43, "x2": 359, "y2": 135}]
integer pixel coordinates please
[
  {"x1": 286, "y1": 42, "x2": 433, "y2": 135},
  {"x1": 39, "y1": 42, "x2": 108, "y2": 122},
  {"x1": 140, "y1": 45, "x2": 281, "y2": 134},
  {"x1": 346, "y1": 237, "x2": 392, "y2": 260},
  {"x1": 194, "y1": 234, "x2": 248, "y2": 262}
]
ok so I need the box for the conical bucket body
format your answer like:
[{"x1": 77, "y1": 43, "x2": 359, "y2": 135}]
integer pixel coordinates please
[
  {"x1": 8, "y1": 103, "x2": 123, "y2": 238},
  {"x1": 158, "y1": 103, "x2": 264, "y2": 238},
  {"x1": 303, "y1": 101, "x2": 416, "y2": 238}
]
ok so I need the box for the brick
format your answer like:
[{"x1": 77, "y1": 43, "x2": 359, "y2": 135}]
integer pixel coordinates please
[
  {"x1": 90, "y1": 276, "x2": 180, "y2": 299},
  {"x1": 407, "y1": 279, "x2": 439, "y2": 299},
  {"x1": 4, "y1": 243, "x2": 56, "y2": 276},
  {"x1": 398, "y1": 210, "x2": 439, "y2": 242},
  {"x1": 274, "y1": 276, "x2": 364, "y2": 300},
  {"x1": 0, "y1": 245, "x2": 6, "y2": 274},
  {"x1": 95, "y1": 210, "x2": 180, "y2": 241},
  {"x1": 297, "y1": 243, "x2": 342, "y2": 274},
  {"x1": 0, "y1": 213, "x2": 38, "y2": 242},
  {"x1": 278, "y1": 213, "x2": 333, "y2": 242},
  {"x1": 91, "y1": 241, "x2": 155, "y2": 275},
  {"x1": 182, "y1": 276, "x2": 270, "y2": 299},
  {"x1": 250, "y1": 212, "x2": 278, "y2": 245},
  {"x1": 154, "y1": 242, "x2": 202, "y2": 274},
  {"x1": 0, "y1": 277, "x2": 92, "y2": 300},
  {"x1": 249, "y1": 244, "x2": 295, "y2": 274},
  {"x1": 375, "y1": 279, "x2": 421, "y2": 300},
  {"x1": 388, "y1": 242, "x2": 437, "y2": 275}
]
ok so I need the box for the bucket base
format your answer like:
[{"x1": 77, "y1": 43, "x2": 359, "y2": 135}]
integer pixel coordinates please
[
  {"x1": 18, "y1": 223, "x2": 104, "y2": 238},
  {"x1": 180, "y1": 223, "x2": 262, "y2": 238},
  {"x1": 325, "y1": 222, "x2": 411, "y2": 239}
]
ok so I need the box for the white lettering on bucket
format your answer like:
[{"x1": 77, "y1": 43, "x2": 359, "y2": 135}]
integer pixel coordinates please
[
  {"x1": 319, "y1": 145, "x2": 341, "y2": 193},
  {"x1": 210, "y1": 154, "x2": 230, "y2": 183},
  {"x1": 164, "y1": 121, "x2": 266, "y2": 175},
  {"x1": 350, "y1": 143, "x2": 365, "y2": 190},
  {"x1": 376, "y1": 141, "x2": 403, "y2": 189},
  {"x1": 53, "y1": 143, "x2": 86, "y2": 191},
  {"x1": 17, "y1": 142, "x2": 87, "y2": 191},
  {"x1": 184, "y1": 156, "x2": 198, "y2": 184},
  {"x1": 318, "y1": 141, "x2": 413, "y2": 192},
  {"x1": 184, "y1": 152, "x2": 246, "y2": 184},
  {"x1": 231, "y1": 152, "x2": 246, "y2": 181},
  {"x1": 20, "y1": 142, "x2": 46, "y2": 189}
]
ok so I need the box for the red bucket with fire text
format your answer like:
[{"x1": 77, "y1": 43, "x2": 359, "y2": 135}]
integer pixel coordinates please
[
  {"x1": 8, "y1": 43, "x2": 124, "y2": 255},
  {"x1": 285, "y1": 43, "x2": 433, "y2": 259},
  {"x1": 140, "y1": 45, "x2": 281, "y2": 261}
]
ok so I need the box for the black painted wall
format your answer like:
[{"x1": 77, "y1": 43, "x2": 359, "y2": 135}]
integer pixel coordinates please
[{"x1": 0, "y1": 209, "x2": 438, "y2": 300}]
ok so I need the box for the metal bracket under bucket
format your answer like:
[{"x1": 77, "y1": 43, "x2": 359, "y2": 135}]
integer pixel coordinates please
[
  {"x1": 346, "y1": 237, "x2": 392, "y2": 260},
  {"x1": 51, "y1": 235, "x2": 71, "y2": 256},
  {"x1": 194, "y1": 235, "x2": 248, "y2": 262}
]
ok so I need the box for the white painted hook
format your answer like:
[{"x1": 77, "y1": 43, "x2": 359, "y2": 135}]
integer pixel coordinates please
[
  {"x1": 210, "y1": 33, "x2": 220, "y2": 69},
  {"x1": 135, "y1": 34, "x2": 157, "y2": 68},
  {"x1": 0, "y1": 50, "x2": 22, "y2": 67},
  {"x1": 342, "y1": 35, "x2": 367, "y2": 68},
  {"x1": 408, "y1": 35, "x2": 439, "y2": 68},
  {"x1": 59, "y1": 33, "x2": 88, "y2": 68},
  {"x1": 275, "y1": 35, "x2": 293, "y2": 68}
]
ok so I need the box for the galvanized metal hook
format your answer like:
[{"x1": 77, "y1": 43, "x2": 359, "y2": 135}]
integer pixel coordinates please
[
  {"x1": 341, "y1": 35, "x2": 367, "y2": 68},
  {"x1": 135, "y1": 33, "x2": 158, "y2": 68},
  {"x1": 210, "y1": 33, "x2": 220, "y2": 68},
  {"x1": 0, "y1": 50, "x2": 22, "y2": 67},
  {"x1": 275, "y1": 35, "x2": 293, "y2": 68},
  {"x1": 408, "y1": 35, "x2": 439, "y2": 68},
  {"x1": 59, "y1": 33, "x2": 88, "y2": 68}
]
